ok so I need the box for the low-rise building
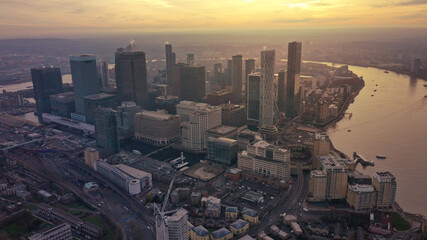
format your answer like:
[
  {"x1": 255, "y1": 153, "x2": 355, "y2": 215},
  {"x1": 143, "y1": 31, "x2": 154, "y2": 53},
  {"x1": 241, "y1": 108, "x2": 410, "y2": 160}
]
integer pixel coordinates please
[
  {"x1": 230, "y1": 219, "x2": 249, "y2": 236},
  {"x1": 29, "y1": 223, "x2": 72, "y2": 240},
  {"x1": 204, "y1": 196, "x2": 221, "y2": 218},
  {"x1": 190, "y1": 225, "x2": 209, "y2": 240},
  {"x1": 225, "y1": 206, "x2": 238, "y2": 220},
  {"x1": 84, "y1": 147, "x2": 100, "y2": 169},
  {"x1": 211, "y1": 227, "x2": 233, "y2": 240},
  {"x1": 290, "y1": 222, "x2": 303, "y2": 235},
  {"x1": 242, "y1": 208, "x2": 259, "y2": 224}
]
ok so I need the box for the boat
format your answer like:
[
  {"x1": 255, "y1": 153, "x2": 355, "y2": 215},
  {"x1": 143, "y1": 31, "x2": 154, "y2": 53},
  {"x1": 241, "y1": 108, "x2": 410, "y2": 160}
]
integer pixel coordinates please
[
  {"x1": 376, "y1": 155, "x2": 387, "y2": 159},
  {"x1": 371, "y1": 94, "x2": 374, "y2": 97},
  {"x1": 374, "y1": 89, "x2": 377, "y2": 92},
  {"x1": 347, "y1": 129, "x2": 351, "y2": 132},
  {"x1": 424, "y1": 84, "x2": 427, "y2": 87},
  {"x1": 384, "y1": 71, "x2": 389, "y2": 73}
]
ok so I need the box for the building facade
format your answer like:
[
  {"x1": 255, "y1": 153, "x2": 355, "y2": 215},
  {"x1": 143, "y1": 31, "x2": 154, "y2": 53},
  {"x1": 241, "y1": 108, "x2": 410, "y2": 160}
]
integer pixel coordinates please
[
  {"x1": 49, "y1": 92, "x2": 75, "y2": 118},
  {"x1": 206, "y1": 137, "x2": 239, "y2": 165},
  {"x1": 221, "y1": 103, "x2": 247, "y2": 128},
  {"x1": 115, "y1": 42, "x2": 148, "y2": 108},
  {"x1": 259, "y1": 50, "x2": 275, "y2": 128},
  {"x1": 372, "y1": 172, "x2": 396, "y2": 209},
  {"x1": 29, "y1": 223, "x2": 72, "y2": 240},
  {"x1": 313, "y1": 132, "x2": 330, "y2": 169},
  {"x1": 70, "y1": 55, "x2": 100, "y2": 121},
  {"x1": 247, "y1": 73, "x2": 261, "y2": 129},
  {"x1": 134, "y1": 110, "x2": 181, "y2": 146},
  {"x1": 31, "y1": 66, "x2": 64, "y2": 115},
  {"x1": 94, "y1": 108, "x2": 119, "y2": 155},
  {"x1": 245, "y1": 58, "x2": 256, "y2": 102},
  {"x1": 170, "y1": 64, "x2": 206, "y2": 102},
  {"x1": 346, "y1": 184, "x2": 376, "y2": 212},
  {"x1": 286, "y1": 41, "x2": 302, "y2": 118},
  {"x1": 277, "y1": 70, "x2": 286, "y2": 112},
  {"x1": 232, "y1": 55, "x2": 243, "y2": 103},
  {"x1": 238, "y1": 141, "x2": 291, "y2": 180},
  {"x1": 84, "y1": 93, "x2": 116, "y2": 124},
  {"x1": 116, "y1": 101, "x2": 141, "y2": 135}
]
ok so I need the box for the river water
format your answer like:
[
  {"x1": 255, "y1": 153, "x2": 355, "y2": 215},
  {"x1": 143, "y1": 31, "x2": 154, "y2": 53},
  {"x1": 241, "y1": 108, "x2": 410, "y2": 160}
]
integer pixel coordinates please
[{"x1": 315, "y1": 62, "x2": 427, "y2": 216}]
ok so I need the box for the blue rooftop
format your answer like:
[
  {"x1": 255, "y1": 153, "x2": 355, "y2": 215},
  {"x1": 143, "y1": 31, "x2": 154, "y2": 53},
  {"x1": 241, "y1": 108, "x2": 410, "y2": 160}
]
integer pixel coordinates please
[
  {"x1": 212, "y1": 228, "x2": 232, "y2": 238},
  {"x1": 225, "y1": 206, "x2": 238, "y2": 213},
  {"x1": 231, "y1": 219, "x2": 248, "y2": 230},
  {"x1": 193, "y1": 225, "x2": 209, "y2": 237},
  {"x1": 242, "y1": 208, "x2": 257, "y2": 217}
]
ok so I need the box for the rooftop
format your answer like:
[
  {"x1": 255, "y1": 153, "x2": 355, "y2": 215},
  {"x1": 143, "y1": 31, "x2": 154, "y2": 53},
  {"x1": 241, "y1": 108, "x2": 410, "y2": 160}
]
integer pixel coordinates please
[
  {"x1": 84, "y1": 93, "x2": 115, "y2": 100},
  {"x1": 230, "y1": 219, "x2": 248, "y2": 230},
  {"x1": 208, "y1": 125, "x2": 238, "y2": 135},
  {"x1": 318, "y1": 155, "x2": 348, "y2": 170},
  {"x1": 348, "y1": 184, "x2": 375, "y2": 193},
  {"x1": 192, "y1": 225, "x2": 209, "y2": 237},
  {"x1": 137, "y1": 110, "x2": 177, "y2": 121},
  {"x1": 211, "y1": 227, "x2": 232, "y2": 238},
  {"x1": 225, "y1": 206, "x2": 238, "y2": 213},
  {"x1": 242, "y1": 208, "x2": 258, "y2": 217}
]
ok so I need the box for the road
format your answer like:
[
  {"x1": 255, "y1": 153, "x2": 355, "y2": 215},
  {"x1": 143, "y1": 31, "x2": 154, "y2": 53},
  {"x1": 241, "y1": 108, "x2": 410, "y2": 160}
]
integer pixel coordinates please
[{"x1": 249, "y1": 163, "x2": 309, "y2": 235}]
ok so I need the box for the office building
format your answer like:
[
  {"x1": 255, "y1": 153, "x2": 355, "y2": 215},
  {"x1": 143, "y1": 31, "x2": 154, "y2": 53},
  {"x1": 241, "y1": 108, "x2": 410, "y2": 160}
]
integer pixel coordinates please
[
  {"x1": 116, "y1": 101, "x2": 141, "y2": 135},
  {"x1": 84, "y1": 93, "x2": 116, "y2": 124},
  {"x1": 94, "y1": 108, "x2": 119, "y2": 156},
  {"x1": 49, "y1": 92, "x2": 75, "y2": 118},
  {"x1": 31, "y1": 66, "x2": 63, "y2": 115},
  {"x1": 286, "y1": 41, "x2": 302, "y2": 118},
  {"x1": 309, "y1": 170, "x2": 327, "y2": 201},
  {"x1": 346, "y1": 184, "x2": 376, "y2": 212},
  {"x1": 155, "y1": 95, "x2": 180, "y2": 114},
  {"x1": 70, "y1": 55, "x2": 100, "y2": 121},
  {"x1": 170, "y1": 63, "x2": 206, "y2": 102},
  {"x1": 190, "y1": 225, "x2": 209, "y2": 240},
  {"x1": 238, "y1": 140, "x2": 291, "y2": 180},
  {"x1": 29, "y1": 223, "x2": 72, "y2": 240},
  {"x1": 221, "y1": 103, "x2": 247, "y2": 128},
  {"x1": 177, "y1": 101, "x2": 221, "y2": 151},
  {"x1": 84, "y1": 147, "x2": 100, "y2": 169},
  {"x1": 115, "y1": 42, "x2": 148, "y2": 108},
  {"x1": 165, "y1": 209, "x2": 188, "y2": 240},
  {"x1": 100, "y1": 59, "x2": 109, "y2": 87},
  {"x1": 207, "y1": 137, "x2": 239, "y2": 165},
  {"x1": 95, "y1": 160, "x2": 152, "y2": 195},
  {"x1": 213, "y1": 63, "x2": 222, "y2": 86},
  {"x1": 232, "y1": 55, "x2": 243, "y2": 103},
  {"x1": 245, "y1": 58, "x2": 256, "y2": 101},
  {"x1": 372, "y1": 172, "x2": 396, "y2": 209},
  {"x1": 225, "y1": 59, "x2": 232, "y2": 86},
  {"x1": 317, "y1": 155, "x2": 348, "y2": 200},
  {"x1": 313, "y1": 132, "x2": 330, "y2": 169},
  {"x1": 165, "y1": 44, "x2": 176, "y2": 83},
  {"x1": 206, "y1": 90, "x2": 233, "y2": 106},
  {"x1": 134, "y1": 110, "x2": 181, "y2": 146},
  {"x1": 246, "y1": 73, "x2": 261, "y2": 129},
  {"x1": 277, "y1": 70, "x2": 286, "y2": 112}
]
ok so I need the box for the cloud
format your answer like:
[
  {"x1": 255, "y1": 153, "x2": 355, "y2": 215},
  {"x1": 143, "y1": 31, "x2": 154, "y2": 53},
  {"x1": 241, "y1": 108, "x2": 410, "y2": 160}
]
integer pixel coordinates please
[
  {"x1": 273, "y1": 17, "x2": 355, "y2": 24},
  {"x1": 396, "y1": 0, "x2": 427, "y2": 6}
]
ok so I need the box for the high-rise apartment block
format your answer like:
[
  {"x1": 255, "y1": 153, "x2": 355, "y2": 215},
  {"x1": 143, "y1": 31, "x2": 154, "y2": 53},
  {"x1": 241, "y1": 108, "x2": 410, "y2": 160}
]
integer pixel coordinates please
[
  {"x1": 372, "y1": 172, "x2": 396, "y2": 209},
  {"x1": 165, "y1": 44, "x2": 176, "y2": 83},
  {"x1": 238, "y1": 140, "x2": 291, "y2": 180},
  {"x1": 259, "y1": 50, "x2": 275, "y2": 128},
  {"x1": 346, "y1": 184, "x2": 376, "y2": 212},
  {"x1": 31, "y1": 66, "x2": 64, "y2": 115},
  {"x1": 277, "y1": 70, "x2": 286, "y2": 112},
  {"x1": 313, "y1": 132, "x2": 330, "y2": 169},
  {"x1": 159, "y1": 209, "x2": 188, "y2": 240},
  {"x1": 176, "y1": 101, "x2": 221, "y2": 151},
  {"x1": 134, "y1": 110, "x2": 181, "y2": 146},
  {"x1": 316, "y1": 155, "x2": 348, "y2": 200},
  {"x1": 245, "y1": 58, "x2": 256, "y2": 101},
  {"x1": 232, "y1": 55, "x2": 243, "y2": 103},
  {"x1": 286, "y1": 41, "x2": 302, "y2": 118},
  {"x1": 115, "y1": 42, "x2": 148, "y2": 108},
  {"x1": 70, "y1": 55, "x2": 100, "y2": 121},
  {"x1": 84, "y1": 93, "x2": 116, "y2": 124},
  {"x1": 309, "y1": 170, "x2": 327, "y2": 201},
  {"x1": 94, "y1": 108, "x2": 119, "y2": 156}
]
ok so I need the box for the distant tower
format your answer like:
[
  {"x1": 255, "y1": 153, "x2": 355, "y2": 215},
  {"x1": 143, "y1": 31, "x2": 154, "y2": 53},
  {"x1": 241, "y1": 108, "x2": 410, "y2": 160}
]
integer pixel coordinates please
[
  {"x1": 70, "y1": 55, "x2": 100, "y2": 121},
  {"x1": 95, "y1": 108, "x2": 119, "y2": 156},
  {"x1": 100, "y1": 59, "x2": 109, "y2": 87},
  {"x1": 165, "y1": 44, "x2": 176, "y2": 83},
  {"x1": 277, "y1": 70, "x2": 287, "y2": 112},
  {"x1": 171, "y1": 64, "x2": 206, "y2": 102},
  {"x1": 232, "y1": 55, "x2": 243, "y2": 103},
  {"x1": 225, "y1": 59, "x2": 232, "y2": 86},
  {"x1": 213, "y1": 63, "x2": 222, "y2": 85},
  {"x1": 31, "y1": 66, "x2": 64, "y2": 116},
  {"x1": 247, "y1": 73, "x2": 261, "y2": 130},
  {"x1": 245, "y1": 58, "x2": 256, "y2": 102},
  {"x1": 411, "y1": 58, "x2": 421, "y2": 76},
  {"x1": 115, "y1": 42, "x2": 148, "y2": 108},
  {"x1": 187, "y1": 54, "x2": 195, "y2": 66},
  {"x1": 286, "y1": 41, "x2": 302, "y2": 118}
]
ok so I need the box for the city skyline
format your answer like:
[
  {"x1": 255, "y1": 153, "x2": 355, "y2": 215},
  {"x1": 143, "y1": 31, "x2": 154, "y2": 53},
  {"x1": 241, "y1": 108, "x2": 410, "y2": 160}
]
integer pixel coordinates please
[{"x1": 1, "y1": 0, "x2": 427, "y2": 38}]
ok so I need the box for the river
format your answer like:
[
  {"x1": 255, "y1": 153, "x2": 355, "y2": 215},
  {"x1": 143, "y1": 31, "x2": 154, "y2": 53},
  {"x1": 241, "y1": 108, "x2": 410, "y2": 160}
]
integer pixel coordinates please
[
  {"x1": 314, "y1": 62, "x2": 427, "y2": 216},
  {"x1": 0, "y1": 74, "x2": 72, "y2": 92}
]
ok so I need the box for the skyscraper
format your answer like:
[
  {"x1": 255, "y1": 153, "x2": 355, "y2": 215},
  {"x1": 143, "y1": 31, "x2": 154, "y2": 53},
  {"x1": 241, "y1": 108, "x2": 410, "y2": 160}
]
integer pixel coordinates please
[
  {"x1": 165, "y1": 44, "x2": 176, "y2": 83},
  {"x1": 213, "y1": 63, "x2": 222, "y2": 86},
  {"x1": 247, "y1": 73, "x2": 261, "y2": 129},
  {"x1": 245, "y1": 58, "x2": 256, "y2": 101},
  {"x1": 95, "y1": 108, "x2": 119, "y2": 156},
  {"x1": 259, "y1": 49, "x2": 275, "y2": 127},
  {"x1": 70, "y1": 55, "x2": 100, "y2": 121},
  {"x1": 232, "y1": 55, "x2": 243, "y2": 103},
  {"x1": 100, "y1": 59, "x2": 109, "y2": 87},
  {"x1": 115, "y1": 42, "x2": 148, "y2": 108},
  {"x1": 286, "y1": 41, "x2": 302, "y2": 118},
  {"x1": 31, "y1": 66, "x2": 63, "y2": 115},
  {"x1": 187, "y1": 53, "x2": 195, "y2": 66},
  {"x1": 170, "y1": 63, "x2": 205, "y2": 102},
  {"x1": 277, "y1": 70, "x2": 286, "y2": 112}
]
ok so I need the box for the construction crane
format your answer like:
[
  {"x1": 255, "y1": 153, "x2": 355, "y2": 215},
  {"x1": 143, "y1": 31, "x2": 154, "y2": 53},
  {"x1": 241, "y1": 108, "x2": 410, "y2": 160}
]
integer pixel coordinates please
[{"x1": 155, "y1": 178, "x2": 176, "y2": 240}]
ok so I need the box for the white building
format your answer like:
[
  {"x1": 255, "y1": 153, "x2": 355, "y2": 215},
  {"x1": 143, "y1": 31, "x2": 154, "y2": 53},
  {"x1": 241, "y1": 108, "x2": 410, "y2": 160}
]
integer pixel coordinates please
[
  {"x1": 29, "y1": 223, "x2": 72, "y2": 240},
  {"x1": 157, "y1": 209, "x2": 189, "y2": 240},
  {"x1": 176, "y1": 101, "x2": 221, "y2": 151}
]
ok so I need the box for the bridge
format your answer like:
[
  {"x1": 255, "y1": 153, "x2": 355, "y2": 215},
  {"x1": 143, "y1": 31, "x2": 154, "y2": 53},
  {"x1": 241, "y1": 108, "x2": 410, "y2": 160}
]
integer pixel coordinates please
[{"x1": 2, "y1": 139, "x2": 44, "y2": 153}]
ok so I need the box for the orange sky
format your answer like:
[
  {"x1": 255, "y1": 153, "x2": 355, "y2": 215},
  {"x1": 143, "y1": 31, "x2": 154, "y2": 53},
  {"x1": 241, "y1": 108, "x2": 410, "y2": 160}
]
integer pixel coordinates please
[{"x1": 1, "y1": 0, "x2": 427, "y2": 38}]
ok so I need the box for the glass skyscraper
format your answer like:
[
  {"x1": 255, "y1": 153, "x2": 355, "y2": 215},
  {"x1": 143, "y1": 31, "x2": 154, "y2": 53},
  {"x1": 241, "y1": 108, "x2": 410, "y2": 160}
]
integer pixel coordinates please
[{"x1": 31, "y1": 66, "x2": 63, "y2": 115}]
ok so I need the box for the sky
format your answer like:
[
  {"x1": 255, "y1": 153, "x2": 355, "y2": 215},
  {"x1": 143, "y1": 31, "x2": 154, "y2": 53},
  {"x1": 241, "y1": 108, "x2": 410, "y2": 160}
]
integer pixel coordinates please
[{"x1": 1, "y1": 0, "x2": 427, "y2": 38}]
